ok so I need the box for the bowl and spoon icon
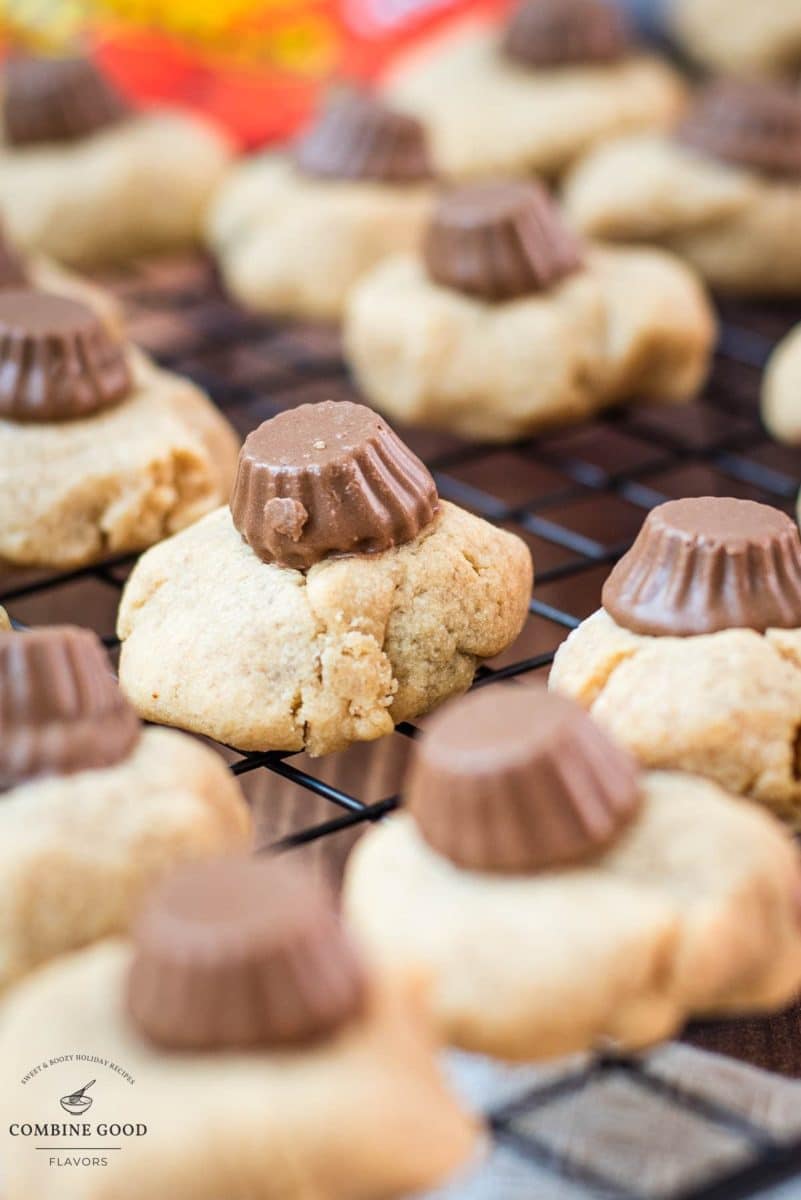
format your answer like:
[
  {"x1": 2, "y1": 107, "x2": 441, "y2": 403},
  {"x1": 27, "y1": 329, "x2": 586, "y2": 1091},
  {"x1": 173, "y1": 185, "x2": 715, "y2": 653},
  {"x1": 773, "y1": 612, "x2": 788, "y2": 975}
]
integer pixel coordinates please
[{"x1": 59, "y1": 1080, "x2": 95, "y2": 1116}]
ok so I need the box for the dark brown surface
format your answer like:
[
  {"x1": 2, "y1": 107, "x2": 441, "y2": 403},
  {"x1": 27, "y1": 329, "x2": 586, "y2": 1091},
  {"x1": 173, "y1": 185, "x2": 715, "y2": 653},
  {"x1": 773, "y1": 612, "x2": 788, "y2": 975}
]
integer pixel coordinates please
[
  {"x1": 677, "y1": 79, "x2": 801, "y2": 180},
  {"x1": 603, "y1": 497, "x2": 801, "y2": 637},
  {"x1": 423, "y1": 180, "x2": 585, "y2": 301},
  {"x1": 2, "y1": 255, "x2": 801, "y2": 1103},
  {"x1": 3, "y1": 54, "x2": 129, "y2": 147},
  {"x1": 0, "y1": 290, "x2": 131, "y2": 422},
  {"x1": 502, "y1": 0, "x2": 631, "y2": 68},
  {"x1": 128, "y1": 855, "x2": 366, "y2": 1050},
  {"x1": 293, "y1": 90, "x2": 433, "y2": 183},
  {"x1": 406, "y1": 685, "x2": 641, "y2": 871},
  {"x1": 230, "y1": 399, "x2": 439, "y2": 569}
]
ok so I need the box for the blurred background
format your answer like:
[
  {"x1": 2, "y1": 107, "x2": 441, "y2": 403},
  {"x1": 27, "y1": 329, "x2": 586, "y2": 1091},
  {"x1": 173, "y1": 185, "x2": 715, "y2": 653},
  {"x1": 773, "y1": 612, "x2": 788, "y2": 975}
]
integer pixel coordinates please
[{"x1": 0, "y1": 0, "x2": 670, "y2": 147}]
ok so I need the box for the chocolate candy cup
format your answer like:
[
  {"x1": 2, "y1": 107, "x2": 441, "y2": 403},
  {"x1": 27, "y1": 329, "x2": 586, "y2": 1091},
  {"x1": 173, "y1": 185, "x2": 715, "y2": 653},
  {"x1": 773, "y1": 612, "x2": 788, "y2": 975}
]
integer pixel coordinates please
[
  {"x1": 294, "y1": 91, "x2": 433, "y2": 184},
  {"x1": 423, "y1": 180, "x2": 585, "y2": 302},
  {"x1": 603, "y1": 497, "x2": 801, "y2": 637},
  {"x1": 503, "y1": 0, "x2": 631, "y2": 69},
  {"x1": 3, "y1": 54, "x2": 129, "y2": 147},
  {"x1": 676, "y1": 79, "x2": 801, "y2": 180},
  {"x1": 0, "y1": 290, "x2": 132, "y2": 423},
  {"x1": 406, "y1": 685, "x2": 641, "y2": 872},
  {"x1": 128, "y1": 855, "x2": 367, "y2": 1050},
  {"x1": 230, "y1": 400, "x2": 439, "y2": 570},
  {"x1": 0, "y1": 626, "x2": 140, "y2": 792}
]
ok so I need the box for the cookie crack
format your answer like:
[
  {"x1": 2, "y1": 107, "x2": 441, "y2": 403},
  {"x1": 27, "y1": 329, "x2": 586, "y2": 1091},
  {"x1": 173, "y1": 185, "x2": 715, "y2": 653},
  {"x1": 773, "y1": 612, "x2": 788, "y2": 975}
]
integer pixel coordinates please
[
  {"x1": 459, "y1": 548, "x2": 482, "y2": 577},
  {"x1": 292, "y1": 572, "x2": 397, "y2": 752},
  {"x1": 583, "y1": 642, "x2": 642, "y2": 711}
]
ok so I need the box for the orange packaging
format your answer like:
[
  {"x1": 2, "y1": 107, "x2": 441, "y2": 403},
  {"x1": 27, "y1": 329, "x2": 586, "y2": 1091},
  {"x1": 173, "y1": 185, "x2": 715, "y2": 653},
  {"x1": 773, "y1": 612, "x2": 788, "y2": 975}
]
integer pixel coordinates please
[{"x1": 1, "y1": 0, "x2": 509, "y2": 146}]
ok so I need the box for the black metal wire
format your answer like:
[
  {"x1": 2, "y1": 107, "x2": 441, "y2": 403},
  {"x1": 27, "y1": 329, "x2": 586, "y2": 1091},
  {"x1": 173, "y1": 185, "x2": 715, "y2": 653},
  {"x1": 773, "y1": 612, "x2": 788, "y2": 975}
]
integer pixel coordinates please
[{"x1": 2, "y1": 262, "x2": 801, "y2": 1199}]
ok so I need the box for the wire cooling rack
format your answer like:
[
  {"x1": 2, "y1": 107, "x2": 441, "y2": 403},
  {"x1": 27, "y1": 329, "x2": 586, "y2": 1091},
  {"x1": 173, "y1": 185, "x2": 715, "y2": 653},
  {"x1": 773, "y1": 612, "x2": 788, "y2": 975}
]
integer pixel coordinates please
[{"x1": 2, "y1": 256, "x2": 801, "y2": 1199}]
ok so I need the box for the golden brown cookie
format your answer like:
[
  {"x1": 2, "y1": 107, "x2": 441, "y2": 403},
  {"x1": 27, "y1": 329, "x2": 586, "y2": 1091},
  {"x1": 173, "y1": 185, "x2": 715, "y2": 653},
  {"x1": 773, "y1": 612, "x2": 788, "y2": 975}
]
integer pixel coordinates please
[
  {"x1": 0, "y1": 855, "x2": 478, "y2": 1200},
  {"x1": 346, "y1": 772, "x2": 801, "y2": 1060},
  {"x1": 0, "y1": 325, "x2": 239, "y2": 568},
  {"x1": 551, "y1": 498, "x2": 801, "y2": 824},
  {"x1": 345, "y1": 686, "x2": 801, "y2": 1060},
  {"x1": 383, "y1": 16, "x2": 685, "y2": 180},
  {"x1": 0, "y1": 623, "x2": 250, "y2": 992},
  {"x1": 564, "y1": 87, "x2": 801, "y2": 295},
  {"x1": 207, "y1": 156, "x2": 433, "y2": 320},
  {"x1": 1, "y1": 55, "x2": 233, "y2": 266},
  {"x1": 118, "y1": 500, "x2": 532, "y2": 755},
  {"x1": 0, "y1": 727, "x2": 249, "y2": 992},
  {"x1": 117, "y1": 401, "x2": 532, "y2": 755},
  {"x1": 206, "y1": 91, "x2": 435, "y2": 320},
  {"x1": 345, "y1": 238, "x2": 714, "y2": 442}
]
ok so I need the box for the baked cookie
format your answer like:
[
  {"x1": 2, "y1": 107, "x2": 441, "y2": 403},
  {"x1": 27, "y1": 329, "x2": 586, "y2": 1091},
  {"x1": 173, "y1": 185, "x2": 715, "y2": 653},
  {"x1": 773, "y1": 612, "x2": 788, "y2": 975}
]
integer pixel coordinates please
[
  {"x1": 551, "y1": 497, "x2": 801, "y2": 825},
  {"x1": 345, "y1": 180, "x2": 715, "y2": 442},
  {"x1": 0, "y1": 625, "x2": 249, "y2": 994},
  {"x1": 763, "y1": 324, "x2": 801, "y2": 450},
  {"x1": 117, "y1": 400, "x2": 532, "y2": 755},
  {"x1": 0, "y1": 288, "x2": 239, "y2": 569},
  {"x1": 345, "y1": 685, "x2": 801, "y2": 1061},
  {"x1": 564, "y1": 79, "x2": 801, "y2": 294},
  {"x1": 0, "y1": 856, "x2": 477, "y2": 1200},
  {"x1": 383, "y1": 0, "x2": 685, "y2": 180},
  {"x1": 207, "y1": 91, "x2": 435, "y2": 320},
  {"x1": 672, "y1": 0, "x2": 801, "y2": 76},
  {"x1": 0, "y1": 54, "x2": 233, "y2": 265}
]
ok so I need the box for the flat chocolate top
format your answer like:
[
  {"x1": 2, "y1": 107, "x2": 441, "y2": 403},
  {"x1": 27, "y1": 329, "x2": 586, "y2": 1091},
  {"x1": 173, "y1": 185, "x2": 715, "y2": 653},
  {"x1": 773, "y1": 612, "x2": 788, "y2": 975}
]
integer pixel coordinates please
[
  {"x1": 662, "y1": 496, "x2": 791, "y2": 544},
  {"x1": 230, "y1": 400, "x2": 439, "y2": 570},
  {"x1": 431, "y1": 179, "x2": 545, "y2": 227},
  {"x1": 406, "y1": 685, "x2": 641, "y2": 872},
  {"x1": 3, "y1": 54, "x2": 130, "y2": 147},
  {"x1": 0, "y1": 290, "x2": 132, "y2": 422},
  {"x1": 0, "y1": 289, "x2": 97, "y2": 335},
  {"x1": 293, "y1": 91, "x2": 433, "y2": 184},
  {"x1": 128, "y1": 855, "x2": 367, "y2": 1050},
  {"x1": 423, "y1": 180, "x2": 585, "y2": 302},
  {"x1": 253, "y1": 398, "x2": 385, "y2": 467},
  {"x1": 676, "y1": 79, "x2": 801, "y2": 180},
  {"x1": 603, "y1": 497, "x2": 801, "y2": 637}
]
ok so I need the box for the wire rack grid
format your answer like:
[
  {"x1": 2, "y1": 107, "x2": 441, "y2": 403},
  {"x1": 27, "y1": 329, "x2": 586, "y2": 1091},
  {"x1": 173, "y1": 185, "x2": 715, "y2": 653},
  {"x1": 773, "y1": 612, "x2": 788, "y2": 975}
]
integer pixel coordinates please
[{"x1": 2, "y1": 257, "x2": 801, "y2": 1200}]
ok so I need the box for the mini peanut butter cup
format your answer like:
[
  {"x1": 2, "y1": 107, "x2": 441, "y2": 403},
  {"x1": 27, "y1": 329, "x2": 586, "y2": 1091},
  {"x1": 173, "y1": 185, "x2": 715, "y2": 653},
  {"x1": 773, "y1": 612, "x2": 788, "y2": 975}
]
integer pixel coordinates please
[
  {"x1": 128, "y1": 856, "x2": 367, "y2": 1050},
  {"x1": 0, "y1": 626, "x2": 140, "y2": 792},
  {"x1": 293, "y1": 91, "x2": 433, "y2": 184},
  {"x1": 406, "y1": 685, "x2": 641, "y2": 873},
  {"x1": 230, "y1": 400, "x2": 439, "y2": 570},
  {"x1": 0, "y1": 290, "x2": 132, "y2": 422},
  {"x1": 603, "y1": 497, "x2": 801, "y2": 637},
  {"x1": 3, "y1": 54, "x2": 129, "y2": 147},
  {"x1": 676, "y1": 79, "x2": 801, "y2": 180},
  {"x1": 503, "y1": 0, "x2": 631, "y2": 69},
  {"x1": 423, "y1": 180, "x2": 585, "y2": 301}
]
